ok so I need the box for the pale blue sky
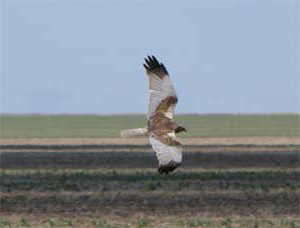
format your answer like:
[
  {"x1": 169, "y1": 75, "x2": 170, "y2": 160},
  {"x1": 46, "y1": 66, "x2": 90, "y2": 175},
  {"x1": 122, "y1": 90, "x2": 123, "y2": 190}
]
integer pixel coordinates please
[{"x1": 1, "y1": 0, "x2": 299, "y2": 114}]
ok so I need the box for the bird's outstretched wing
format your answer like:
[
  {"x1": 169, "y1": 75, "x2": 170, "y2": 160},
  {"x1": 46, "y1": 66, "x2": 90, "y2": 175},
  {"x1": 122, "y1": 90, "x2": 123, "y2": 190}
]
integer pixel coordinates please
[
  {"x1": 149, "y1": 134, "x2": 182, "y2": 174},
  {"x1": 143, "y1": 55, "x2": 178, "y2": 120}
]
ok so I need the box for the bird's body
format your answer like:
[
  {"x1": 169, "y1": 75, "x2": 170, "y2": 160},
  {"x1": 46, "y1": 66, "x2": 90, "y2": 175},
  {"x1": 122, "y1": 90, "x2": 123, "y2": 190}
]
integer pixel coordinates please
[{"x1": 121, "y1": 56, "x2": 187, "y2": 174}]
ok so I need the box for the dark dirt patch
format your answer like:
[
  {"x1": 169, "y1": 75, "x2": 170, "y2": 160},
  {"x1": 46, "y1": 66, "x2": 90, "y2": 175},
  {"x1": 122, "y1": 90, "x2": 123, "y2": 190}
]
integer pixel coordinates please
[{"x1": 1, "y1": 148, "x2": 299, "y2": 169}]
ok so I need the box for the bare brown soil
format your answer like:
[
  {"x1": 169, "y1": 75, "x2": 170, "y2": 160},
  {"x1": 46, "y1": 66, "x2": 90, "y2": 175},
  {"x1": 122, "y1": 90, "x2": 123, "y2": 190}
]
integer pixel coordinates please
[
  {"x1": 1, "y1": 136, "x2": 300, "y2": 146},
  {"x1": 1, "y1": 148, "x2": 299, "y2": 170}
]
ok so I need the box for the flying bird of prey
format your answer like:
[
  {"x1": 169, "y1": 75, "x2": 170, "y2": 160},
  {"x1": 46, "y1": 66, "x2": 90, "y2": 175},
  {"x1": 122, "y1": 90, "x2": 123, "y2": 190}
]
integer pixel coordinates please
[{"x1": 121, "y1": 55, "x2": 187, "y2": 174}]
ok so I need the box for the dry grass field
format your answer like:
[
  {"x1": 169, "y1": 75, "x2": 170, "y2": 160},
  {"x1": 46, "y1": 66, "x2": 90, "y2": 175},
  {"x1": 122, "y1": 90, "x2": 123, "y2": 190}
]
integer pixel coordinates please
[
  {"x1": 0, "y1": 114, "x2": 299, "y2": 227},
  {"x1": 1, "y1": 114, "x2": 299, "y2": 139}
]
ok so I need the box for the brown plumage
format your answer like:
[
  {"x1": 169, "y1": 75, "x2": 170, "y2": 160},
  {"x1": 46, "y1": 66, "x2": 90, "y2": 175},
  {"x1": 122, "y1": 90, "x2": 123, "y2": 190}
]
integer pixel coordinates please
[{"x1": 155, "y1": 96, "x2": 178, "y2": 113}]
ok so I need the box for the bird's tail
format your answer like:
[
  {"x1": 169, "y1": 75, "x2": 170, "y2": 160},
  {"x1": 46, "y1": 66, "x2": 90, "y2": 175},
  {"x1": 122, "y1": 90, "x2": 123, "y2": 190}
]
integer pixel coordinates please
[{"x1": 120, "y1": 128, "x2": 148, "y2": 138}]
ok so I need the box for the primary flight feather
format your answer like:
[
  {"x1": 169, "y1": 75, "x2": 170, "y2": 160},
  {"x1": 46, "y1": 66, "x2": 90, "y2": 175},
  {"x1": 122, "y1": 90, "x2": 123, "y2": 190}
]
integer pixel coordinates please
[{"x1": 121, "y1": 55, "x2": 187, "y2": 174}]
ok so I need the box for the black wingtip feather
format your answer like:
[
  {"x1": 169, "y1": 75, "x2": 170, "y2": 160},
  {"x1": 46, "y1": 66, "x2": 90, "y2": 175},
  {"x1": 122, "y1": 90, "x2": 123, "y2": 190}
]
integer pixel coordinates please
[
  {"x1": 144, "y1": 58, "x2": 151, "y2": 66},
  {"x1": 158, "y1": 161, "x2": 181, "y2": 175},
  {"x1": 143, "y1": 55, "x2": 169, "y2": 76},
  {"x1": 152, "y1": 55, "x2": 157, "y2": 62},
  {"x1": 143, "y1": 63, "x2": 150, "y2": 70}
]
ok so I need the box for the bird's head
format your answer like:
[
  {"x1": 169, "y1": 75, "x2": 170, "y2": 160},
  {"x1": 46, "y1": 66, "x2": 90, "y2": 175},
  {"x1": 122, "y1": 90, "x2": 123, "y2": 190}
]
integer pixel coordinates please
[{"x1": 175, "y1": 126, "x2": 187, "y2": 133}]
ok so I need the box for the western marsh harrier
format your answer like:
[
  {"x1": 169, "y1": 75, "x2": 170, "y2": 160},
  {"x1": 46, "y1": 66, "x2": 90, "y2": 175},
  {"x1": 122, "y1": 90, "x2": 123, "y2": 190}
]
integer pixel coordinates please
[{"x1": 121, "y1": 56, "x2": 187, "y2": 174}]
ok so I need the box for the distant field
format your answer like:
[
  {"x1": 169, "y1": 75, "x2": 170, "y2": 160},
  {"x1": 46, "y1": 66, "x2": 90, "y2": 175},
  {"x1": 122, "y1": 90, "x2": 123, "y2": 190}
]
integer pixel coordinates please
[{"x1": 1, "y1": 114, "x2": 299, "y2": 138}]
